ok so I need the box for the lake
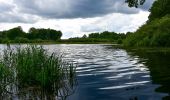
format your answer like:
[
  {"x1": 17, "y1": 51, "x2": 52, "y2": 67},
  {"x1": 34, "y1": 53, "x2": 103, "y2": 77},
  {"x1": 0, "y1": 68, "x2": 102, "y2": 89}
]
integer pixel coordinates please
[{"x1": 0, "y1": 44, "x2": 169, "y2": 100}]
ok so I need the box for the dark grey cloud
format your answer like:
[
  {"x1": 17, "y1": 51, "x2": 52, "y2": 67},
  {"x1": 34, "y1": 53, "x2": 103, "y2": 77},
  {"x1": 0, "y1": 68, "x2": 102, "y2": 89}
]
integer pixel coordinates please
[
  {"x1": 0, "y1": 0, "x2": 154, "y2": 23},
  {"x1": 0, "y1": 2, "x2": 14, "y2": 13},
  {"x1": 14, "y1": 0, "x2": 154, "y2": 19},
  {"x1": 0, "y1": 13, "x2": 39, "y2": 23},
  {"x1": 0, "y1": 13, "x2": 24, "y2": 23},
  {"x1": 0, "y1": 1, "x2": 40, "y2": 23},
  {"x1": 0, "y1": 2, "x2": 23, "y2": 23}
]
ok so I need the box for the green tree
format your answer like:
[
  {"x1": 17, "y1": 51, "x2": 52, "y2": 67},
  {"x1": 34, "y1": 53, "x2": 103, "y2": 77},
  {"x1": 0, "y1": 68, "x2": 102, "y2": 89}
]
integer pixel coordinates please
[
  {"x1": 28, "y1": 28, "x2": 62, "y2": 40},
  {"x1": 89, "y1": 33, "x2": 100, "y2": 38},
  {"x1": 7, "y1": 26, "x2": 26, "y2": 40},
  {"x1": 149, "y1": 0, "x2": 170, "y2": 21},
  {"x1": 28, "y1": 27, "x2": 38, "y2": 39},
  {"x1": 123, "y1": 0, "x2": 170, "y2": 47},
  {"x1": 82, "y1": 34, "x2": 87, "y2": 38}
]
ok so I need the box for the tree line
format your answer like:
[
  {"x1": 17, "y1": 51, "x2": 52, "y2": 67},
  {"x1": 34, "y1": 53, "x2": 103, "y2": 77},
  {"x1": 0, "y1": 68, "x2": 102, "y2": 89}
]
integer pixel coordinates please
[
  {"x1": 65, "y1": 31, "x2": 126, "y2": 44},
  {"x1": 0, "y1": 26, "x2": 62, "y2": 43}
]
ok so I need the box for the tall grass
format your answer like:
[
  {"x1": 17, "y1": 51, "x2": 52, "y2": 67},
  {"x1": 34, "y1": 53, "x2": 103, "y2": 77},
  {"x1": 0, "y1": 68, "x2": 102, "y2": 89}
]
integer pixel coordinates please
[{"x1": 0, "y1": 45, "x2": 77, "y2": 99}]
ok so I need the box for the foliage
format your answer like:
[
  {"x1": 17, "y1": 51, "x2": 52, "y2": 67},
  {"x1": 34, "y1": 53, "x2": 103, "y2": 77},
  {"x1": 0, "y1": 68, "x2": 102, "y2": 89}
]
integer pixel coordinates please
[
  {"x1": 0, "y1": 27, "x2": 62, "y2": 43},
  {"x1": 14, "y1": 37, "x2": 30, "y2": 43},
  {"x1": 6, "y1": 26, "x2": 26, "y2": 40},
  {"x1": 124, "y1": 15, "x2": 170, "y2": 47},
  {"x1": 149, "y1": 0, "x2": 170, "y2": 21},
  {"x1": 0, "y1": 63, "x2": 12, "y2": 93},
  {"x1": 125, "y1": 0, "x2": 146, "y2": 8},
  {"x1": 88, "y1": 31, "x2": 125, "y2": 40},
  {"x1": 124, "y1": 0, "x2": 170, "y2": 47},
  {"x1": 28, "y1": 27, "x2": 62, "y2": 40},
  {"x1": 66, "y1": 31, "x2": 126, "y2": 44}
]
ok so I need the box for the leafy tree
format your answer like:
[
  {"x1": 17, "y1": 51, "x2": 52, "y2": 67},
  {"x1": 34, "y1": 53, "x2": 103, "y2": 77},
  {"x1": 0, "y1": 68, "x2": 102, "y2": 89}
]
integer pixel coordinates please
[
  {"x1": 88, "y1": 31, "x2": 125, "y2": 41},
  {"x1": 125, "y1": 0, "x2": 146, "y2": 8},
  {"x1": 123, "y1": 0, "x2": 170, "y2": 47},
  {"x1": 7, "y1": 26, "x2": 26, "y2": 40},
  {"x1": 126, "y1": 0, "x2": 170, "y2": 20},
  {"x1": 124, "y1": 15, "x2": 170, "y2": 47},
  {"x1": 82, "y1": 34, "x2": 87, "y2": 38},
  {"x1": 28, "y1": 27, "x2": 38, "y2": 39},
  {"x1": 28, "y1": 28, "x2": 62, "y2": 40},
  {"x1": 0, "y1": 27, "x2": 63, "y2": 43},
  {"x1": 89, "y1": 33, "x2": 100, "y2": 38},
  {"x1": 149, "y1": 0, "x2": 170, "y2": 21}
]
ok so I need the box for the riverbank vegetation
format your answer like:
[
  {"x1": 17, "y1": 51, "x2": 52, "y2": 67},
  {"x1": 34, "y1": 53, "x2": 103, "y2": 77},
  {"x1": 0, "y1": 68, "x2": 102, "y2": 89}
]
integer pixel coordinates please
[
  {"x1": 0, "y1": 27, "x2": 126, "y2": 44},
  {"x1": 123, "y1": 0, "x2": 170, "y2": 47},
  {"x1": 64, "y1": 31, "x2": 126, "y2": 44},
  {"x1": 0, "y1": 45, "x2": 77, "y2": 99},
  {"x1": 0, "y1": 26, "x2": 127, "y2": 44}
]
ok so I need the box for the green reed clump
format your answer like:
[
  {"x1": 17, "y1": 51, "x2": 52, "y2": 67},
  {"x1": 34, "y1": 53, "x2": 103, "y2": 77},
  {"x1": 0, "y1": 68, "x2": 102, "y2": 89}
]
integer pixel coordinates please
[
  {"x1": 0, "y1": 46, "x2": 15, "y2": 94},
  {"x1": 0, "y1": 45, "x2": 77, "y2": 98},
  {"x1": 0, "y1": 63, "x2": 12, "y2": 93}
]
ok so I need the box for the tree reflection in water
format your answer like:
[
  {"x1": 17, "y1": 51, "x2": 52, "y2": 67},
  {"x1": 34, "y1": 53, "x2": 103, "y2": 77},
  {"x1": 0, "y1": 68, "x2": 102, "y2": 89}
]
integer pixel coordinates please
[
  {"x1": 127, "y1": 48, "x2": 170, "y2": 100},
  {"x1": 0, "y1": 79, "x2": 77, "y2": 100}
]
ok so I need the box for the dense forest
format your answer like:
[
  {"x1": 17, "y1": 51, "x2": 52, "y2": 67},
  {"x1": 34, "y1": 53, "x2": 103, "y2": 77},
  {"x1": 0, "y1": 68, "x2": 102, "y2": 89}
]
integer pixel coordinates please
[
  {"x1": 123, "y1": 0, "x2": 170, "y2": 47},
  {"x1": 0, "y1": 26, "x2": 62, "y2": 43}
]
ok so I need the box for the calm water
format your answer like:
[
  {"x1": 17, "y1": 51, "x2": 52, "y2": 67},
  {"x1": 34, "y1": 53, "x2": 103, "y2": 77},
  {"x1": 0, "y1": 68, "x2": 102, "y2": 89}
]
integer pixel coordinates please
[{"x1": 0, "y1": 44, "x2": 170, "y2": 100}]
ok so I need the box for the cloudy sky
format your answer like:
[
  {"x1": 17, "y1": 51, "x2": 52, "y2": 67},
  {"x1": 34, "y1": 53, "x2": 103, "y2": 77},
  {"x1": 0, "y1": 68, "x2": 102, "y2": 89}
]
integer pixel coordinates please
[{"x1": 0, "y1": 0, "x2": 154, "y2": 39}]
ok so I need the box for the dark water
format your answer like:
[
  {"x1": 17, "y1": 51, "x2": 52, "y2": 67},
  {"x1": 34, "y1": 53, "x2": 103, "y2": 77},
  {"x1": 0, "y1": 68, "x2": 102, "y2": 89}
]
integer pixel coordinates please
[
  {"x1": 0, "y1": 44, "x2": 170, "y2": 100},
  {"x1": 44, "y1": 44, "x2": 169, "y2": 100}
]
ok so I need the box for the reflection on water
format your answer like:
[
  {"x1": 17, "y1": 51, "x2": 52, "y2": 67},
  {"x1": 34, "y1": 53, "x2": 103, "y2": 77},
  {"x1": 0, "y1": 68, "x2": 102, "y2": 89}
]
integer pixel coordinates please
[
  {"x1": 0, "y1": 45, "x2": 77, "y2": 100},
  {"x1": 1, "y1": 88, "x2": 67, "y2": 100},
  {"x1": 0, "y1": 44, "x2": 170, "y2": 100},
  {"x1": 44, "y1": 44, "x2": 168, "y2": 100},
  {"x1": 127, "y1": 49, "x2": 170, "y2": 100}
]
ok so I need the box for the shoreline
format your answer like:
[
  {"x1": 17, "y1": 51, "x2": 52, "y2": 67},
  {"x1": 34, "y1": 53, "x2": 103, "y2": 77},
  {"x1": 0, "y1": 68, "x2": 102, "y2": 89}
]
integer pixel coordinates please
[{"x1": 0, "y1": 42, "x2": 116, "y2": 45}]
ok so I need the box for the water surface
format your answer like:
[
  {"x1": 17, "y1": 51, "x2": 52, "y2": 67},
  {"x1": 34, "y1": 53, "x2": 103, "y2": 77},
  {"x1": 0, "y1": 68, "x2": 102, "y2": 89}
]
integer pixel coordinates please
[
  {"x1": 44, "y1": 44, "x2": 169, "y2": 100},
  {"x1": 0, "y1": 44, "x2": 169, "y2": 100}
]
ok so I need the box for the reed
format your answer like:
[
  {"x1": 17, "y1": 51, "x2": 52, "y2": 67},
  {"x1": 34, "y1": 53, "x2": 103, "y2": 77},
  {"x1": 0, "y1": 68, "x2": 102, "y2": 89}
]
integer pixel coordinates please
[{"x1": 0, "y1": 45, "x2": 77, "y2": 99}]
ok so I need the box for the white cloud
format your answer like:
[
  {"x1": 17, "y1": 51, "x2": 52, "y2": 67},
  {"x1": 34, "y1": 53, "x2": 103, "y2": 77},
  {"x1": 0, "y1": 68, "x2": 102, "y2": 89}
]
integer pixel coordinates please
[
  {"x1": 0, "y1": 0, "x2": 152, "y2": 39},
  {"x1": 0, "y1": 11, "x2": 149, "y2": 39}
]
